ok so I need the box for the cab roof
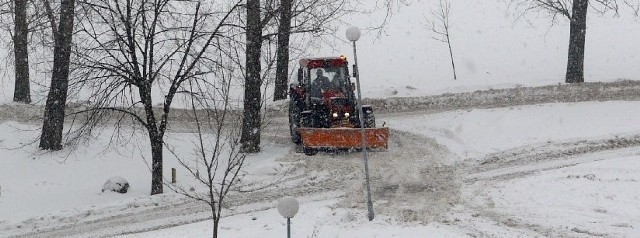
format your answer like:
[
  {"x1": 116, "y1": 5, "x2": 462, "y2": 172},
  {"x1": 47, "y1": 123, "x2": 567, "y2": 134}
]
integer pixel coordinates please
[{"x1": 299, "y1": 56, "x2": 348, "y2": 68}]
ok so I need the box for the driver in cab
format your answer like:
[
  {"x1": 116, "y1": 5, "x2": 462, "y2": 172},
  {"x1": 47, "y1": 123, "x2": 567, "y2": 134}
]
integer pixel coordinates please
[{"x1": 311, "y1": 69, "x2": 332, "y2": 98}]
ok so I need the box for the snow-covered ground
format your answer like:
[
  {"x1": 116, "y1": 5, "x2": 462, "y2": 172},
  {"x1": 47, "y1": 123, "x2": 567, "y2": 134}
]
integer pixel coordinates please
[
  {"x1": 2, "y1": 100, "x2": 640, "y2": 237},
  {"x1": 119, "y1": 198, "x2": 469, "y2": 238},
  {"x1": 383, "y1": 101, "x2": 640, "y2": 159}
]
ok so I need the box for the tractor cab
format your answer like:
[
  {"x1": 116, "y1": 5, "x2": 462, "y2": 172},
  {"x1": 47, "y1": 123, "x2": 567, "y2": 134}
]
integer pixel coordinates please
[
  {"x1": 308, "y1": 64, "x2": 351, "y2": 100},
  {"x1": 291, "y1": 56, "x2": 354, "y2": 104},
  {"x1": 290, "y1": 56, "x2": 357, "y2": 128}
]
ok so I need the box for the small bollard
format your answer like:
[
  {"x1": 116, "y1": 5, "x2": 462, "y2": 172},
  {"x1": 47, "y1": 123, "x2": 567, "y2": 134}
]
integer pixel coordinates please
[{"x1": 171, "y1": 168, "x2": 176, "y2": 184}]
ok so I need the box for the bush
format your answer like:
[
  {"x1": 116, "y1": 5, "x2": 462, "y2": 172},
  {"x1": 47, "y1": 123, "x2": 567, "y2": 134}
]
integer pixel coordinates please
[{"x1": 102, "y1": 176, "x2": 130, "y2": 193}]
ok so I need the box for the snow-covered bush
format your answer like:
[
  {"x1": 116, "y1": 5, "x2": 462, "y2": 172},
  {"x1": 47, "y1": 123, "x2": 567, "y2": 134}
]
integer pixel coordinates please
[{"x1": 102, "y1": 177, "x2": 129, "y2": 193}]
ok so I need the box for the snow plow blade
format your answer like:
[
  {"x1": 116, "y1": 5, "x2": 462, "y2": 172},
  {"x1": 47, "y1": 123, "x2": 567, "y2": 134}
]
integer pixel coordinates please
[{"x1": 297, "y1": 127, "x2": 389, "y2": 149}]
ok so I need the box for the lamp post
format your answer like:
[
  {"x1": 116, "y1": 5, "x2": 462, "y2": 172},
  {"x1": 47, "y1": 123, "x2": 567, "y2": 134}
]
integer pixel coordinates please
[
  {"x1": 346, "y1": 26, "x2": 374, "y2": 221},
  {"x1": 278, "y1": 196, "x2": 299, "y2": 238}
]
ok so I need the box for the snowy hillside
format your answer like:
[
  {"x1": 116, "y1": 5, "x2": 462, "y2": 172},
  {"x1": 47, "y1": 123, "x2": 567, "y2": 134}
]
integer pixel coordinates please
[{"x1": 316, "y1": 1, "x2": 640, "y2": 98}]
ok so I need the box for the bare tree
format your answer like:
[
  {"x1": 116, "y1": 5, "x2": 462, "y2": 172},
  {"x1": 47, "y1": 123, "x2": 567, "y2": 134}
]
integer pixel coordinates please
[
  {"x1": 242, "y1": 0, "x2": 350, "y2": 152},
  {"x1": 365, "y1": 0, "x2": 412, "y2": 38},
  {"x1": 627, "y1": 0, "x2": 640, "y2": 15},
  {"x1": 168, "y1": 75, "x2": 246, "y2": 238},
  {"x1": 39, "y1": 0, "x2": 76, "y2": 150},
  {"x1": 0, "y1": 0, "x2": 63, "y2": 103},
  {"x1": 566, "y1": 0, "x2": 589, "y2": 83},
  {"x1": 511, "y1": 0, "x2": 638, "y2": 83},
  {"x1": 427, "y1": 0, "x2": 456, "y2": 80},
  {"x1": 271, "y1": 0, "x2": 351, "y2": 100},
  {"x1": 70, "y1": 0, "x2": 243, "y2": 195},
  {"x1": 13, "y1": 0, "x2": 31, "y2": 103},
  {"x1": 271, "y1": 0, "x2": 411, "y2": 96},
  {"x1": 273, "y1": 0, "x2": 292, "y2": 101}
]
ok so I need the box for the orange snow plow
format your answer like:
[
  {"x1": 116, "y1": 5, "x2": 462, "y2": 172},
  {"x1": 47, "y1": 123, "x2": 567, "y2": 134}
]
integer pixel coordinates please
[{"x1": 297, "y1": 127, "x2": 389, "y2": 150}]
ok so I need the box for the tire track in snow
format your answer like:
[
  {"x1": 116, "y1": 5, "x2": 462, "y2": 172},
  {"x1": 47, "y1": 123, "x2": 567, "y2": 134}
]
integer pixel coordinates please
[
  {"x1": 4, "y1": 124, "x2": 463, "y2": 237},
  {"x1": 467, "y1": 135, "x2": 640, "y2": 182},
  {"x1": 4, "y1": 176, "x2": 344, "y2": 238},
  {"x1": 450, "y1": 135, "x2": 640, "y2": 237}
]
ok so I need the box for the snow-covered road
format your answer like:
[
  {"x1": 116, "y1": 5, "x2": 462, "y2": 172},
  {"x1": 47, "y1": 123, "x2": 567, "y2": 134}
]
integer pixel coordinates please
[{"x1": 2, "y1": 87, "x2": 640, "y2": 237}]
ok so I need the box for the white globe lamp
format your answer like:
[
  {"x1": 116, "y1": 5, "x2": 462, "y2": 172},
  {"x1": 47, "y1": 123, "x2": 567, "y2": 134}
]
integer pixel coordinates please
[
  {"x1": 278, "y1": 196, "x2": 299, "y2": 218},
  {"x1": 278, "y1": 196, "x2": 299, "y2": 238},
  {"x1": 346, "y1": 26, "x2": 361, "y2": 42}
]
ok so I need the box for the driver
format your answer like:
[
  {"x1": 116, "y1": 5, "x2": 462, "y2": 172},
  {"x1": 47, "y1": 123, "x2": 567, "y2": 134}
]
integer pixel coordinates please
[{"x1": 311, "y1": 69, "x2": 331, "y2": 98}]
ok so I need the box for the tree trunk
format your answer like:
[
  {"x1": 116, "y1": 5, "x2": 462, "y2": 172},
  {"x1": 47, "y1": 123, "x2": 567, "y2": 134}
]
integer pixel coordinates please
[
  {"x1": 138, "y1": 81, "x2": 164, "y2": 195},
  {"x1": 565, "y1": 0, "x2": 588, "y2": 83},
  {"x1": 212, "y1": 216, "x2": 219, "y2": 238},
  {"x1": 149, "y1": 132, "x2": 164, "y2": 195},
  {"x1": 13, "y1": 0, "x2": 31, "y2": 104},
  {"x1": 40, "y1": 0, "x2": 75, "y2": 150},
  {"x1": 273, "y1": 0, "x2": 293, "y2": 101},
  {"x1": 241, "y1": 0, "x2": 262, "y2": 153},
  {"x1": 446, "y1": 32, "x2": 456, "y2": 80}
]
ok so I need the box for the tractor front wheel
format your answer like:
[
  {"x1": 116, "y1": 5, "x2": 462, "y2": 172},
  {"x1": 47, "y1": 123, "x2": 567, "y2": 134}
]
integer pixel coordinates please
[
  {"x1": 362, "y1": 105, "x2": 376, "y2": 128},
  {"x1": 303, "y1": 147, "x2": 318, "y2": 156}
]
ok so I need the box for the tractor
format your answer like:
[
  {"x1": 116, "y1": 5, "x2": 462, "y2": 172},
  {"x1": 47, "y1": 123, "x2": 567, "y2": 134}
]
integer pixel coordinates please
[{"x1": 288, "y1": 56, "x2": 389, "y2": 155}]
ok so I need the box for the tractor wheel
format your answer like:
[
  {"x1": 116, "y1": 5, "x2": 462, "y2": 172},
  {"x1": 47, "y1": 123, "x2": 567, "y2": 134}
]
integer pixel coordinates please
[
  {"x1": 289, "y1": 100, "x2": 301, "y2": 144},
  {"x1": 363, "y1": 106, "x2": 376, "y2": 128},
  {"x1": 303, "y1": 147, "x2": 318, "y2": 156},
  {"x1": 364, "y1": 114, "x2": 376, "y2": 128}
]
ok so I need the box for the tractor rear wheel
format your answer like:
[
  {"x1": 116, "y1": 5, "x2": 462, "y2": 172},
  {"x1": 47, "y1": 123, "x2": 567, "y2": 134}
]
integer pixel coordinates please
[
  {"x1": 300, "y1": 111, "x2": 318, "y2": 156},
  {"x1": 289, "y1": 100, "x2": 301, "y2": 144}
]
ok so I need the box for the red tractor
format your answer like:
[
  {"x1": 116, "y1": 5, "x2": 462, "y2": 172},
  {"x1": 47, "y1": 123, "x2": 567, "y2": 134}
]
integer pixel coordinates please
[{"x1": 289, "y1": 56, "x2": 389, "y2": 155}]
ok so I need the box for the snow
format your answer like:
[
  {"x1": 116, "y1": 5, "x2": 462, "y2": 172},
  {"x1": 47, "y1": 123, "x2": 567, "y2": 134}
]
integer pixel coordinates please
[
  {"x1": 0, "y1": 122, "x2": 290, "y2": 223},
  {"x1": 382, "y1": 101, "x2": 640, "y2": 159},
  {"x1": 1, "y1": 99, "x2": 640, "y2": 237},
  {"x1": 1, "y1": 0, "x2": 640, "y2": 237},
  {"x1": 119, "y1": 198, "x2": 469, "y2": 238},
  {"x1": 488, "y1": 153, "x2": 640, "y2": 237}
]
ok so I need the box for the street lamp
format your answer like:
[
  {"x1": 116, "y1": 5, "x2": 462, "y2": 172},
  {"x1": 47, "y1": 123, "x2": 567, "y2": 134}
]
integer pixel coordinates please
[
  {"x1": 278, "y1": 196, "x2": 299, "y2": 238},
  {"x1": 346, "y1": 26, "x2": 374, "y2": 221}
]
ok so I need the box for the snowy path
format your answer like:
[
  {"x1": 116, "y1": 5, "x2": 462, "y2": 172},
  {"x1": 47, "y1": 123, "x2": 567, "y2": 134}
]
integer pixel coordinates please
[
  {"x1": 3, "y1": 83, "x2": 640, "y2": 237},
  {"x1": 2, "y1": 123, "x2": 448, "y2": 237},
  {"x1": 4, "y1": 122, "x2": 639, "y2": 237}
]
